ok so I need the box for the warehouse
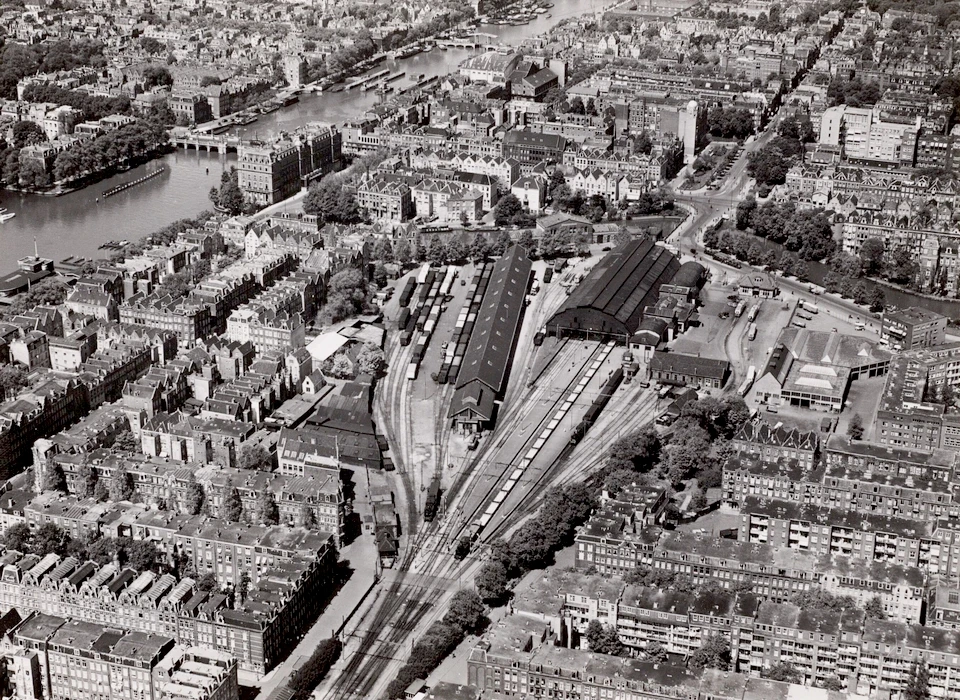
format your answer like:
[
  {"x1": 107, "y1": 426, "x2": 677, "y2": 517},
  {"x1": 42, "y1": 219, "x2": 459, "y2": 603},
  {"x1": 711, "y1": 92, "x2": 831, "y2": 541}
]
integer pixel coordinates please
[
  {"x1": 449, "y1": 245, "x2": 533, "y2": 432},
  {"x1": 545, "y1": 238, "x2": 680, "y2": 340}
]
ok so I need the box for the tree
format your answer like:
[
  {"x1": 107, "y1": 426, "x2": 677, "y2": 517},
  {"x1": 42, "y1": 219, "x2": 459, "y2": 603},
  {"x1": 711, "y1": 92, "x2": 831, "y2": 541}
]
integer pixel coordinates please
[
  {"x1": 493, "y1": 193, "x2": 524, "y2": 226},
  {"x1": 547, "y1": 169, "x2": 567, "y2": 204},
  {"x1": 140, "y1": 37, "x2": 163, "y2": 54},
  {"x1": 303, "y1": 178, "x2": 361, "y2": 224},
  {"x1": 372, "y1": 237, "x2": 394, "y2": 264},
  {"x1": 443, "y1": 589, "x2": 487, "y2": 633},
  {"x1": 33, "y1": 522, "x2": 71, "y2": 557},
  {"x1": 328, "y1": 353, "x2": 352, "y2": 379},
  {"x1": 142, "y1": 66, "x2": 173, "y2": 90},
  {"x1": 426, "y1": 233, "x2": 448, "y2": 265},
  {"x1": 446, "y1": 235, "x2": 468, "y2": 263},
  {"x1": 222, "y1": 480, "x2": 243, "y2": 522},
  {"x1": 217, "y1": 169, "x2": 245, "y2": 215},
  {"x1": 287, "y1": 637, "x2": 342, "y2": 700},
  {"x1": 12, "y1": 121, "x2": 46, "y2": 148},
  {"x1": 859, "y1": 237, "x2": 885, "y2": 276},
  {"x1": 124, "y1": 539, "x2": 160, "y2": 572},
  {"x1": 491, "y1": 230, "x2": 513, "y2": 256},
  {"x1": 764, "y1": 662, "x2": 802, "y2": 683},
  {"x1": 19, "y1": 159, "x2": 52, "y2": 190},
  {"x1": 93, "y1": 480, "x2": 109, "y2": 502},
  {"x1": 470, "y1": 232, "x2": 491, "y2": 261},
  {"x1": 112, "y1": 429, "x2": 139, "y2": 452},
  {"x1": 687, "y1": 634, "x2": 731, "y2": 671},
  {"x1": 4, "y1": 523, "x2": 33, "y2": 553},
  {"x1": 866, "y1": 287, "x2": 885, "y2": 312},
  {"x1": 184, "y1": 474, "x2": 205, "y2": 515},
  {"x1": 38, "y1": 458, "x2": 66, "y2": 493},
  {"x1": 645, "y1": 641, "x2": 668, "y2": 663},
  {"x1": 0, "y1": 364, "x2": 29, "y2": 400},
  {"x1": 864, "y1": 596, "x2": 886, "y2": 620},
  {"x1": 77, "y1": 462, "x2": 98, "y2": 498},
  {"x1": 736, "y1": 196, "x2": 756, "y2": 230},
  {"x1": 886, "y1": 246, "x2": 919, "y2": 286},
  {"x1": 239, "y1": 444, "x2": 273, "y2": 471},
  {"x1": 256, "y1": 489, "x2": 279, "y2": 526},
  {"x1": 848, "y1": 414, "x2": 864, "y2": 441},
  {"x1": 819, "y1": 677, "x2": 844, "y2": 691},
  {"x1": 585, "y1": 620, "x2": 627, "y2": 656},
  {"x1": 904, "y1": 660, "x2": 930, "y2": 700},
  {"x1": 747, "y1": 145, "x2": 790, "y2": 187},
  {"x1": 394, "y1": 239, "x2": 413, "y2": 266},
  {"x1": 607, "y1": 428, "x2": 661, "y2": 473},
  {"x1": 356, "y1": 343, "x2": 385, "y2": 376},
  {"x1": 109, "y1": 465, "x2": 134, "y2": 501},
  {"x1": 197, "y1": 572, "x2": 218, "y2": 591},
  {"x1": 475, "y1": 560, "x2": 509, "y2": 602}
]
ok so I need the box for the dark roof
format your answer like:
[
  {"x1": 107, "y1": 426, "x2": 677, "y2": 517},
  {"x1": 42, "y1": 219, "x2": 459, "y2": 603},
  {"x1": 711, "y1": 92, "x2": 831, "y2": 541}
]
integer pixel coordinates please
[
  {"x1": 665, "y1": 261, "x2": 706, "y2": 290},
  {"x1": 547, "y1": 239, "x2": 680, "y2": 337},
  {"x1": 650, "y1": 352, "x2": 729, "y2": 380},
  {"x1": 448, "y1": 382, "x2": 497, "y2": 422},
  {"x1": 455, "y1": 245, "x2": 531, "y2": 395},
  {"x1": 503, "y1": 130, "x2": 567, "y2": 151},
  {"x1": 522, "y1": 68, "x2": 557, "y2": 89}
]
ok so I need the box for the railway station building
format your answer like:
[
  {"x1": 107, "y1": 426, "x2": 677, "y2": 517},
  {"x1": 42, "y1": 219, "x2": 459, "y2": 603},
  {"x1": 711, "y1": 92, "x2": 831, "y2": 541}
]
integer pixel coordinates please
[
  {"x1": 449, "y1": 245, "x2": 532, "y2": 433},
  {"x1": 545, "y1": 238, "x2": 681, "y2": 341}
]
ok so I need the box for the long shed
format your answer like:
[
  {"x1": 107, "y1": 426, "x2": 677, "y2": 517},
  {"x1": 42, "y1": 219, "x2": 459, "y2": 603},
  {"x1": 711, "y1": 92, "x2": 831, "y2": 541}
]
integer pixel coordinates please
[{"x1": 545, "y1": 239, "x2": 680, "y2": 340}]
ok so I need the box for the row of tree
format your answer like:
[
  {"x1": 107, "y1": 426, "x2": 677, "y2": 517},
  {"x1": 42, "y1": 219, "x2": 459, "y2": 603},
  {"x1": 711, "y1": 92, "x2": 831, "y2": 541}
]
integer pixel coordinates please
[
  {"x1": 4, "y1": 522, "x2": 165, "y2": 575},
  {"x1": 471, "y1": 483, "x2": 597, "y2": 604},
  {"x1": 287, "y1": 638, "x2": 342, "y2": 700},
  {"x1": 734, "y1": 199, "x2": 836, "y2": 262},
  {"x1": 385, "y1": 589, "x2": 488, "y2": 698},
  {"x1": 51, "y1": 119, "x2": 168, "y2": 185},
  {"x1": 302, "y1": 177, "x2": 362, "y2": 224},
  {"x1": 21, "y1": 84, "x2": 132, "y2": 122},
  {"x1": 0, "y1": 39, "x2": 107, "y2": 100},
  {"x1": 598, "y1": 395, "x2": 750, "y2": 498}
]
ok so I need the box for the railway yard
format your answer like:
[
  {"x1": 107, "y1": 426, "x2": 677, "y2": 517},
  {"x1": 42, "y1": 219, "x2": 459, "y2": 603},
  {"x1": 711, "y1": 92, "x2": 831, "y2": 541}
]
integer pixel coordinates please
[
  {"x1": 313, "y1": 236, "x2": 713, "y2": 699},
  {"x1": 306, "y1": 219, "x2": 903, "y2": 700}
]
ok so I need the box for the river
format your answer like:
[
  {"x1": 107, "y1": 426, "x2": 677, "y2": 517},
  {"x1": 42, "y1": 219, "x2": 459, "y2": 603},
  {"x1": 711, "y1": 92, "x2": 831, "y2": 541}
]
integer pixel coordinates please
[{"x1": 0, "y1": 0, "x2": 607, "y2": 263}]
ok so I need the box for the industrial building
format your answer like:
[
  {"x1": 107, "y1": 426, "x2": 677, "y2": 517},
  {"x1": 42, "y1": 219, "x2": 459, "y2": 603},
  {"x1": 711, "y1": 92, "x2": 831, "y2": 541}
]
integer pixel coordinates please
[
  {"x1": 545, "y1": 239, "x2": 681, "y2": 341},
  {"x1": 752, "y1": 329, "x2": 891, "y2": 412},
  {"x1": 449, "y1": 245, "x2": 532, "y2": 432}
]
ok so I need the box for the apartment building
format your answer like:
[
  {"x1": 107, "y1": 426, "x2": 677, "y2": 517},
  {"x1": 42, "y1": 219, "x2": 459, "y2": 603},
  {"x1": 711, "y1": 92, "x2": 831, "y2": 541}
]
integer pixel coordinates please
[
  {"x1": 238, "y1": 125, "x2": 342, "y2": 206},
  {"x1": 2, "y1": 540, "x2": 325, "y2": 677},
  {"x1": 881, "y1": 307, "x2": 948, "y2": 350}
]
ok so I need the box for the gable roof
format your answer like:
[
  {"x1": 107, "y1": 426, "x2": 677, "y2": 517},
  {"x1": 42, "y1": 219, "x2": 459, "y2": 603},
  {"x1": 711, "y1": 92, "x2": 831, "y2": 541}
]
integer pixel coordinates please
[{"x1": 453, "y1": 245, "x2": 532, "y2": 396}]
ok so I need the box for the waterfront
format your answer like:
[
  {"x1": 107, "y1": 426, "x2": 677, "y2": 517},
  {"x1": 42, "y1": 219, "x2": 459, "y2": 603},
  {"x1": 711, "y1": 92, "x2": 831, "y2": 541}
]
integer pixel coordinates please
[{"x1": 0, "y1": 0, "x2": 607, "y2": 262}]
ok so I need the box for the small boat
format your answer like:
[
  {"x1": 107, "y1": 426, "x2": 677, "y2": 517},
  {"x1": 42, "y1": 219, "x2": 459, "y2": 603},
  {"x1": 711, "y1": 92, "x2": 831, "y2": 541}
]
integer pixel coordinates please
[{"x1": 1, "y1": 212, "x2": 17, "y2": 223}]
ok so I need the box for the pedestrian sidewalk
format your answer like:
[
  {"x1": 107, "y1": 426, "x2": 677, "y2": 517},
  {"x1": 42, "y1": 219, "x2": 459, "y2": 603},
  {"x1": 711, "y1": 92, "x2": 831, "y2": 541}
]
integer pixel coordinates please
[{"x1": 253, "y1": 535, "x2": 380, "y2": 698}]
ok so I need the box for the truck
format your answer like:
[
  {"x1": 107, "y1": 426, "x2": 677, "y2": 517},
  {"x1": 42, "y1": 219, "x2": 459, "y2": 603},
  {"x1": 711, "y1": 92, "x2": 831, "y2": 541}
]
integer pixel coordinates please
[
  {"x1": 747, "y1": 323, "x2": 757, "y2": 341},
  {"x1": 801, "y1": 300, "x2": 819, "y2": 314},
  {"x1": 808, "y1": 284, "x2": 823, "y2": 295},
  {"x1": 734, "y1": 300, "x2": 746, "y2": 318}
]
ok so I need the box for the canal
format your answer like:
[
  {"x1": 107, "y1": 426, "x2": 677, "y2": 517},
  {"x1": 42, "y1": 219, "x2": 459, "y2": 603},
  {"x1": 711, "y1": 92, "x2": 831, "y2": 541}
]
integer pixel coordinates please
[
  {"x1": 747, "y1": 234, "x2": 960, "y2": 317},
  {"x1": 0, "y1": 0, "x2": 608, "y2": 262}
]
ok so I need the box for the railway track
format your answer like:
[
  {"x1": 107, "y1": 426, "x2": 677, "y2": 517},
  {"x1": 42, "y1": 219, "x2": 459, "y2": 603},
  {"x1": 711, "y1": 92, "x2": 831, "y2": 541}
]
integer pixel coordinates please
[{"x1": 444, "y1": 341, "x2": 610, "y2": 545}]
